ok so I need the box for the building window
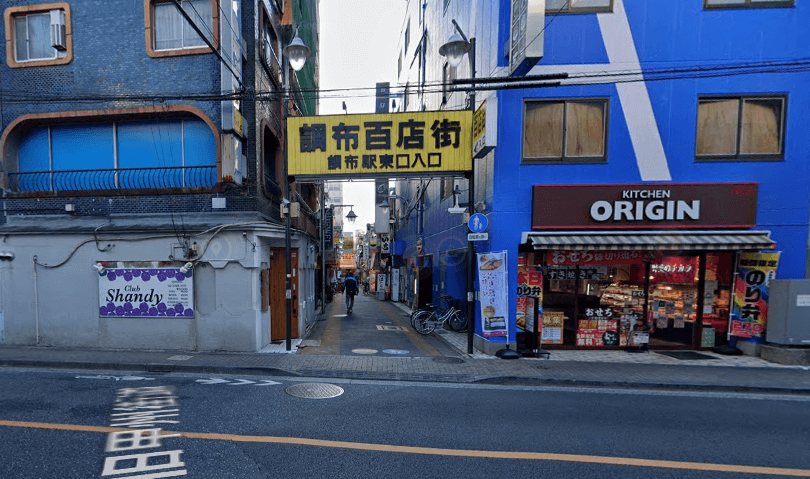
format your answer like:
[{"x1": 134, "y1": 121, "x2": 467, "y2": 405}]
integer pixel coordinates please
[
  {"x1": 523, "y1": 99, "x2": 607, "y2": 162},
  {"x1": 146, "y1": 0, "x2": 217, "y2": 57},
  {"x1": 695, "y1": 96, "x2": 785, "y2": 161},
  {"x1": 442, "y1": 62, "x2": 456, "y2": 105},
  {"x1": 153, "y1": 0, "x2": 212, "y2": 49},
  {"x1": 5, "y1": 3, "x2": 72, "y2": 68},
  {"x1": 404, "y1": 20, "x2": 410, "y2": 54},
  {"x1": 704, "y1": 0, "x2": 793, "y2": 9},
  {"x1": 12, "y1": 117, "x2": 217, "y2": 192},
  {"x1": 441, "y1": 178, "x2": 454, "y2": 201},
  {"x1": 546, "y1": 0, "x2": 613, "y2": 13}
]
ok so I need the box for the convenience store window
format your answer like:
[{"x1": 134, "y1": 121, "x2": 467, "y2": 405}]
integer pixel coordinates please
[{"x1": 536, "y1": 250, "x2": 735, "y2": 349}]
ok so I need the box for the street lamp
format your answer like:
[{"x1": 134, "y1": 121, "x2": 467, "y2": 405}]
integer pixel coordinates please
[
  {"x1": 283, "y1": 28, "x2": 311, "y2": 351},
  {"x1": 440, "y1": 19, "x2": 477, "y2": 355}
]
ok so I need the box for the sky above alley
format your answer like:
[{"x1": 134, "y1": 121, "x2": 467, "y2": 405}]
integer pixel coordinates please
[{"x1": 317, "y1": 0, "x2": 407, "y2": 233}]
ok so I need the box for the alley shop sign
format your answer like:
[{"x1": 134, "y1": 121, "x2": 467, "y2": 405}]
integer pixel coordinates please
[
  {"x1": 98, "y1": 264, "x2": 194, "y2": 318},
  {"x1": 287, "y1": 111, "x2": 473, "y2": 180},
  {"x1": 532, "y1": 183, "x2": 758, "y2": 229}
]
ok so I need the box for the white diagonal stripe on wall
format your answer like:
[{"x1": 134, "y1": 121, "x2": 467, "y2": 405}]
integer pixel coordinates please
[{"x1": 597, "y1": 0, "x2": 671, "y2": 181}]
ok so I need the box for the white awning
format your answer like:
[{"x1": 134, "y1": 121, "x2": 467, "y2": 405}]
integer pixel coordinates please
[{"x1": 521, "y1": 230, "x2": 776, "y2": 251}]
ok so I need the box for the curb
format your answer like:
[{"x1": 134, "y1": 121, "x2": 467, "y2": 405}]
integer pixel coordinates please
[{"x1": 3, "y1": 358, "x2": 809, "y2": 395}]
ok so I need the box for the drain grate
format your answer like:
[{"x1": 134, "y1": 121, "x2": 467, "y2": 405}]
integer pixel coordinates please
[
  {"x1": 376, "y1": 325, "x2": 408, "y2": 331},
  {"x1": 432, "y1": 356, "x2": 465, "y2": 364},
  {"x1": 657, "y1": 351, "x2": 718, "y2": 361},
  {"x1": 285, "y1": 383, "x2": 344, "y2": 399}
]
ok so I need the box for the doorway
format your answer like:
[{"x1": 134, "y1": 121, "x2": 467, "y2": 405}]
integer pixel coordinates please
[{"x1": 270, "y1": 247, "x2": 299, "y2": 341}]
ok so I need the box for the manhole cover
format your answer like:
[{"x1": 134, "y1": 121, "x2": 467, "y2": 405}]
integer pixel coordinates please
[
  {"x1": 285, "y1": 383, "x2": 344, "y2": 399},
  {"x1": 352, "y1": 348, "x2": 378, "y2": 355},
  {"x1": 383, "y1": 349, "x2": 410, "y2": 355},
  {"x1": 432, "y1": 357, "x2": 465, "y2": 364}
]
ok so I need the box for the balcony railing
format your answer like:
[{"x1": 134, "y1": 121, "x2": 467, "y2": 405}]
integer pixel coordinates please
[{"x1": 8, "y1": 166, "x2": 217, "y2": 193}]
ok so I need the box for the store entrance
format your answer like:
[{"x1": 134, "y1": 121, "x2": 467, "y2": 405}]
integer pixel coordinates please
[
  {"x1": 647, "y1": 255, "x2": 699, "y2": 348},
  {"x1": 532, "y1": 250, "x2": 736, "y2": 350}
]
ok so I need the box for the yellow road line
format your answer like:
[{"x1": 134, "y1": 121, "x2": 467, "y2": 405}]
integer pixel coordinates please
[{"x1": 2, "y1": 420, "x2": 808, "y2": 476}]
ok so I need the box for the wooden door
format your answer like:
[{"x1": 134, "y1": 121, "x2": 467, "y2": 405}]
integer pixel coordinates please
[{"x1": 270, "y1": 248, "x2": 299, "y2": 340}]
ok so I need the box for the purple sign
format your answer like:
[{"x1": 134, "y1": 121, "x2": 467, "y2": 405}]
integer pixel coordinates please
[{"x1": 98, "y1": 267, "x2": 194, "y2": 318}]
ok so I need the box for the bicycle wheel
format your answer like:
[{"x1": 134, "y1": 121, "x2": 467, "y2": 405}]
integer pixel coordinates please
[
  {"x1": 448, "y1": 310, "x2": 467, "y2": 332},
  {"x1": 414, "y1": 313, "x2": 437, "y2": 335},
  {"x1": 411, "y1": 309, "x2": 431, "y2": 328}
]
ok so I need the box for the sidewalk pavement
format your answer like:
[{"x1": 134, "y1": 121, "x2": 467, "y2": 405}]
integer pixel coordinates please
[{"x1": 1, "y1": 337, "x2": 809, "y2": 394}]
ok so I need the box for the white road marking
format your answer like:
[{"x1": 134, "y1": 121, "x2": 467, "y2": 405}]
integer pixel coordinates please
[{"x1": 76, "y1": 375, "x2": 155, "y2": 381}]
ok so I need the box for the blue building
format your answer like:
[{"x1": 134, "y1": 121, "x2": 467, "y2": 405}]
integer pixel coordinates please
[
  {"x1": 0, "y1": 0, "x2": 322, "y2": 351},
  {"x1": 396, "y1": 0, "x2": 808, "y2": 354}
]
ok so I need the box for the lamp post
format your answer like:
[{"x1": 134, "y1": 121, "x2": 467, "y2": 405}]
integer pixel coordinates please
[
  {"x1": 283, "y1": 29, "x2": 311, "y2": 352},
  {"x1": 440, "y1": 20, "x2": 476, "y2": 355}
]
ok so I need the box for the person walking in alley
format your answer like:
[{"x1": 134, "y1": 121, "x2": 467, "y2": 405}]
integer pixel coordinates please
[{"x1": 344, "y1": 271, "x2": 359, "y2": 314}]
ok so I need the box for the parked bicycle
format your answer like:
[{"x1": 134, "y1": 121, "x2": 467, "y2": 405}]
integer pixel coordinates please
[{"x1": 412, "y1": 295, "x2": 467, "y2": 334}]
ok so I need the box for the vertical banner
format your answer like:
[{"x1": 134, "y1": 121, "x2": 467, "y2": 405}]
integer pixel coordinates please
[
  {"x1": 478, "y1": 251, "x2": 508, "y2": 339},
  {"x1": 730, "y1": 252, "x2": 780, "y2": 342},
  {"x1": 516, "y1": 256, "x2": 543, "y2": 333},
  {"x1": 391, "y1": 269, "x2": 400, "y2": 302}
]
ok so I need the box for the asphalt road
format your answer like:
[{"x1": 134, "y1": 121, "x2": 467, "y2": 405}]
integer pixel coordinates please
[{"x1": 1, "y1": 367, "x2": 809, "y2": 478}]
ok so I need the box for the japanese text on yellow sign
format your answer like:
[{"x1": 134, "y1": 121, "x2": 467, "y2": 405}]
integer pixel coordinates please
[{"x1": 287, "y1": 111, "x2": 473, "y2": 178}]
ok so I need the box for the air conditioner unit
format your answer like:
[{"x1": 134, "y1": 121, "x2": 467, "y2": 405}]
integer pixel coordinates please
[{"x1": 50, "y1": 10, "x2": 67, "y2": 51}]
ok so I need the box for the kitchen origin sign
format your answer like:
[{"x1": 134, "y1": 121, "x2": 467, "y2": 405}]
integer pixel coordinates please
[{"x1": 532, "y1": 183, "x2": 758, "y2": 229}]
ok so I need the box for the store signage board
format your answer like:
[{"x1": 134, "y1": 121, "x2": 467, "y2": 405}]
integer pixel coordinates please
[
  {"x1": 532, "y1": 183, "x2": 758, "y2": 229},
  {"x1": 287, "y1": 111, "x2": 473, "y2": 180},
  {"x1": 509, "y1": 0, "x2": 545, "y2": 76},
  {"x1": 472, "y1": 96, "x2": 497, "y2": 159},
  {"x1": 98, "y1": 264, "x2": 194, "y2": 318}
]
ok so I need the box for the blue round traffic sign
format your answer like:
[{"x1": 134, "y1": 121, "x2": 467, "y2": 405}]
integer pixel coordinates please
[{"x1": 468, "y1": 213, "x2": 488, "y2": 233}]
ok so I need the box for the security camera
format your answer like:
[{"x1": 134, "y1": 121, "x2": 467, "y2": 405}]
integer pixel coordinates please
[
  {"x1": 281, "y1": 198, "x2": 291, "y2": 207},
  {"x1": 180, "y1": 262, "x2": 194, "y2": 274},
  {"x1": 92, "y1": 262, "x2": 105, "y2": 274}
]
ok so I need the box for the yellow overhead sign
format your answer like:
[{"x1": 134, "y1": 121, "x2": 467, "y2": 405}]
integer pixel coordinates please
[{"x1": 287, "y1": 111, "x2": 473, "y2": 179}]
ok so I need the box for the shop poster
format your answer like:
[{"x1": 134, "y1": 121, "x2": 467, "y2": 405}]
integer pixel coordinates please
[
  {"x1": 730, "y1": 252, "x2": 780, "y2": 342},
  {"x1": 478, "y1": 251, "x2": 508, "y2": 339},
  {"x1": 542, "y1": 311, "x2": 565, "y2": 344}
]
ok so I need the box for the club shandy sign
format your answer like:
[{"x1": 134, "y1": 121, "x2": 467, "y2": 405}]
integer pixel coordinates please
[{"x1": 98, "y1": 264, "x2": 194, "y2": 318}]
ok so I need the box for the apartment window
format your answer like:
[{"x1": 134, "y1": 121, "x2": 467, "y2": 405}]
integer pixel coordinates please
[
  {"x1": 5, "y1": 3, "x2": 71, "y2": 68},
  {"x1": 523, "y1": 99, "x2": 607, "y2": 162},
  {"x1": 546, "y1": 0, "x2": 613, "y2": 13},
  {"x1": 704, "y1": 0, "x2": 793, "y2": 9},
  {"x1": 695, "y1": 96, "x2": 785, "y2": 160},
  {"x1": 153, "y1": 0, "x2": 212, "y2": 50}
]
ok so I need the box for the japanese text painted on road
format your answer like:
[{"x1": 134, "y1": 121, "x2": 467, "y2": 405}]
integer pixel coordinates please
[{"x1": 287, "y1": 111, "x2": 473, "y2": 179}]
